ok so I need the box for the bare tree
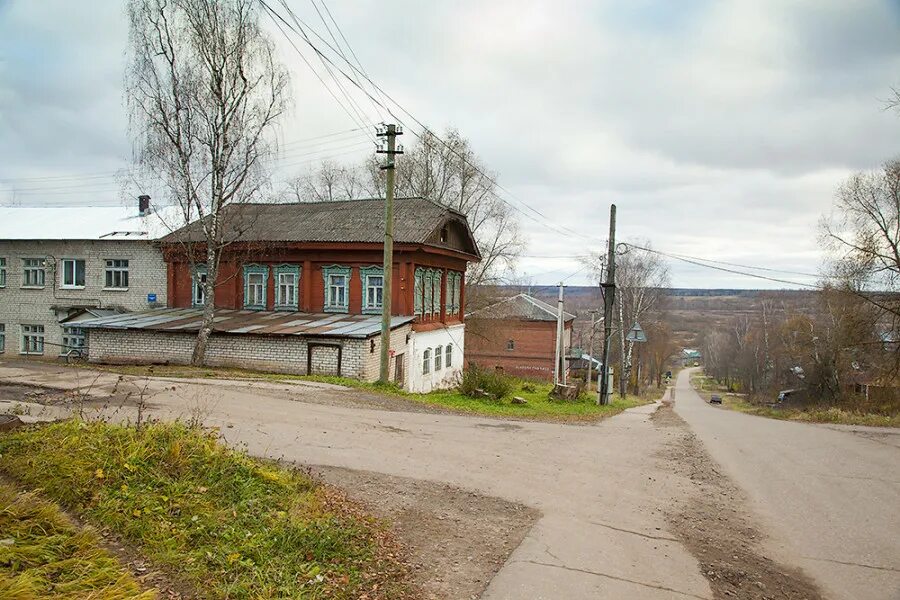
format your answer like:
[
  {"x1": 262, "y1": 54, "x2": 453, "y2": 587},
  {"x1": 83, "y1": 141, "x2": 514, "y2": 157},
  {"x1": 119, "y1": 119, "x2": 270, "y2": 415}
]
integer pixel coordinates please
[
  {"x1": 286, "y1": 128, "x2": 523, "y2": 289},
  {"x1": 127, "y1": 0, "x2": 289, "y2": 364}
]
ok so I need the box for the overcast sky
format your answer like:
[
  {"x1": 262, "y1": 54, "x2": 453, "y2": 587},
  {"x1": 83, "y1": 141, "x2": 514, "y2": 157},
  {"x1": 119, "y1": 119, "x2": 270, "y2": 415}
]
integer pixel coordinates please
[{"x1": 1, "y1": 0, "x2": 898, "y2": 288}]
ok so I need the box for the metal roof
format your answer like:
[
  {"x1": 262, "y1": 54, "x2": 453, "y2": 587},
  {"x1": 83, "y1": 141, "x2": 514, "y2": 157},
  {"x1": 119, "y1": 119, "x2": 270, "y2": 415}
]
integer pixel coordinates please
[
  {"x1": 159, "y1": 197, "x2": 480, "y2": 257},
  {"x1": 0, "y1": 206, "x2": 181, "y2": 241},
  {"x1": 79, "y1": 308, "x2": 414, "y2": 339},
  {"x1": 467, "y1": 293, "x2": 576, "y2": 322}
]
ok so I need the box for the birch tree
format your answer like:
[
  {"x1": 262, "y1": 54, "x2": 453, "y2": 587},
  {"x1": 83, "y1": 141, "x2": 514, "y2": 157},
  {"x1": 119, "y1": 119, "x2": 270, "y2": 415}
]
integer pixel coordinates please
[{"x1": 127, "y1": 0, "x2": 289, "y2": 364}]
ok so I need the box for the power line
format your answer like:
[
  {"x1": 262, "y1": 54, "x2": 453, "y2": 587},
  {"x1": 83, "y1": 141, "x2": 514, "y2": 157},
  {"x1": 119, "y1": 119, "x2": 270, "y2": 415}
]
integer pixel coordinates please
[
  {"x1": 623, "y1": 242, "x2": 822, "y2": 289},
  {"x1": 261, "y1": 0, "x2": 601, "y2": 246}
]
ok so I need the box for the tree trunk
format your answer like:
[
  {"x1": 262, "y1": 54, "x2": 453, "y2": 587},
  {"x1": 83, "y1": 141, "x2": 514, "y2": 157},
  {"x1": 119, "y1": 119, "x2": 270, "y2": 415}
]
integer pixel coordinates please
[{"x1": 192, "y1": 252, "x2": 217, "y2": 366}]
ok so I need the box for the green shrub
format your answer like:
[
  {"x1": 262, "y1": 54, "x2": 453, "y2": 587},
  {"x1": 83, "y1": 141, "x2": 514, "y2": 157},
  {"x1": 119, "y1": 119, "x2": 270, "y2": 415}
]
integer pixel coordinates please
[{"x1": 459, "y1": 365, "x2": 514, "y2": 400}]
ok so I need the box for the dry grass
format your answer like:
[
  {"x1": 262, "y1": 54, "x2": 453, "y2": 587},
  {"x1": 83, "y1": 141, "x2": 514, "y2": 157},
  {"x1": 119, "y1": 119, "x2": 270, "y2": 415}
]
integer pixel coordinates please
[
  {"x1": 0, "y1": 478, "x2": 154, "y2": 599},
  {"x1": 0, "y1": 421, "x2": 412, "y2": 599}
]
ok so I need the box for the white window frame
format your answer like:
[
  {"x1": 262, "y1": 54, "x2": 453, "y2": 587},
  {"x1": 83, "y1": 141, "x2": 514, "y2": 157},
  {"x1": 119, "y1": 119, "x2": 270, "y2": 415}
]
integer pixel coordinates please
[
  {"x1": 0, "y1": 323, "x2": 5, "y2": 353},
  {"x1": 322, "y1": 265, "x2": 351, "y2": 313},
  {"x1": 193, "y1": 265, "x2": 208, "y2": 307},
  {"x1": 445, "y1": 344, "x2": 452, "y2": 367},
  {"x1": 104, "y1": 259, "x2": 129, "y2": 289},
  {"x1": 21, "y1": 324, "x2": 44, "y2": 355},
  {"x1": 61, "y1": 326, "x2": 86, "y2": 355},
  {"x1": 60, "y1": 258, "x2": 86, "y2": 289},
  {"x1": 361, "y1": 266, "x2": 384, "y2": 314},
  {"x1": 243, "y1": 264, "x2": 267, "y2": 310},
  {"x1": 22, "y1": 258, "x2": 46, "y2": 288},
  {"x1": 422, "y1": 348, "x2": 431, "y2": 374},
  {"x1": 0, "y1": 257, "x2": 6, "y2": 288},
  {"x1": 435, "y1": 345, "x2": 443, "y2": 371},
  {"x1": 274, "y1": 264, "x2": 300, "y2": 310}
]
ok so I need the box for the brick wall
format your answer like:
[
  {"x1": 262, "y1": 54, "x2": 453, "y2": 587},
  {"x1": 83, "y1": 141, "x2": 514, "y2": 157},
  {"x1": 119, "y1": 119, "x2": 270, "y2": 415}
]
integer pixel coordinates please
[
  {"x1": 0, "y1": 240, "x2": 166, "y2": 356},
  {"x1": 465, "y1": 319, "x2": 572, "y2": 382},
  {"x1": 86, "y1": 326, "x2": 411, "y2": 383}
]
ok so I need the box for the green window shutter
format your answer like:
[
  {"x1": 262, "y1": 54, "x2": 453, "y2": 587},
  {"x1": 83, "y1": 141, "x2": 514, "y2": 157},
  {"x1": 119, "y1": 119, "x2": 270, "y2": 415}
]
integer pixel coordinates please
[
  {"x1": 414, "y1": 268, "x2": 424, "y2": 316},
  {"x1": 432, "y1": 270, "x2": 442, "y2": 316},
  {"x1": 274, "y1": 264, "x2": 300, "y2": 310},
  {"x1": 360, "y1": 265, "x2": 384, "y2": 314},
  {"x1": 243, "y1": 264, "x2": 268, "y2": 310},
  {"x1": 423, "y1": 269, "x2": 434, "y2": 316},
  {"x1": 322, "y1": 265, "x2": 351, "y2": 313}
]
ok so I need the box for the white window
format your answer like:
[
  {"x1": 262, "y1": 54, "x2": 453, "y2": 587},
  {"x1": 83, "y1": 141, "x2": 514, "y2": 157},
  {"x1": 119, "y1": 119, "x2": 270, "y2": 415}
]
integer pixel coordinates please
[
  {"x1": 361, "y1": 266, "x2": 384, "y2": 314},
  {"x1": 435, "y1": 345, "x2": 443, "y2": 370},
  {"x1": 61, "y1": 326, "x2": 85, "y2": 354},
  {"x1": 445, "y1": 344, "x2": 452, "y2": 367},
  {"x1": 23, "y1": 258, "x2": 46, "y2": 287},
  {"x1": 193, "y1": 266, "x2": 208, "y2": 306},
  {"x1": 0, "y1": 323, "x2": 5, "y2": 352},
  {"x1": 21, "y1": 324, "x2": 44, "y2": 354},
  {"x1": 105, "y1": 259, "x2": 129, "y2": 289},
  {"x1": 61, "y1": 258, "x2": 86, "y2": 288},
  {"x1": 422, "y1": 348, "x2": 431, "y2": 374},
  {"x1": 276, "y1": 270, "x2": 298, "y2": 309},
  {"x1": 323, "y1": 265, "x2": 351, "y2": 313},
  {"x1": 0, "y1": 258, "x2": 6, "y2": 287},
  {"x1": 243, "y1": 265, "x2": 267, "y2": 309}
]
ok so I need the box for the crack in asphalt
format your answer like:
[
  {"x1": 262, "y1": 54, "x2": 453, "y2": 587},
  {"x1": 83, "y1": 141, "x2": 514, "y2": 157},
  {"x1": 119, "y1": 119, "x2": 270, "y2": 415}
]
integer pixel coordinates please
[
  {"x1": 587, "y1": 519, "x2": 680, "y2": 543},
  {"x1": 517, "y1": 559, "x2": 711, "y2": 599},
  {"x1": 800, "y1": 555, "x2": 900, "y2": 573}
]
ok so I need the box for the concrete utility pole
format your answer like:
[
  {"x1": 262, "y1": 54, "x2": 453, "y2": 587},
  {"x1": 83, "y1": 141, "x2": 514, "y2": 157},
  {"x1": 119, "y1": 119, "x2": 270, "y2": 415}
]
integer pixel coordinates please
[
  {"x1": 587, "y1": 309, "x2": 598, "y2": 392},
  {"x1": 376, "y1": 124, "x2": 403, "y2": 383},
  {"x1": 598, "y1": 204, "x2": 617, "y2": 405},
  {"x1": 554, "y1": 282, "x2": 566, "y2": 386}
]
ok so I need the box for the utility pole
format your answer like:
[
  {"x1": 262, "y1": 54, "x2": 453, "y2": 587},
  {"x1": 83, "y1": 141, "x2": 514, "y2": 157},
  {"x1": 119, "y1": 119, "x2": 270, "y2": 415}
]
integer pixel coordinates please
[
  {"x1": 553, "y1": 282, "x2": 566, "y2": 386},
  {"x1": 377, "y1": 124, "x2": 403, "y2": 383},
  {"x1": 598, "y1": 204, "x2": 617, "y2": 405},
  {"x1": 587, "y1": 309, "x2": 598, "y2": 392}
]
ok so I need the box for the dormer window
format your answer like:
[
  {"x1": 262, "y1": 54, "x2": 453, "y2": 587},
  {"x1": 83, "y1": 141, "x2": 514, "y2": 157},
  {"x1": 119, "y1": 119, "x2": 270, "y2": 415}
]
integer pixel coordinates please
[{"x1": 440, "y1": 226, "x2": 448, "y2": 243}]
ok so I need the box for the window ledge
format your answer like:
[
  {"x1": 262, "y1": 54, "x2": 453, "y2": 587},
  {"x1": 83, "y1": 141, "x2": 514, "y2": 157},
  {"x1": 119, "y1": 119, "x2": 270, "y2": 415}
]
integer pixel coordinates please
[
  {"x1": 274, "y1": 305, "x2": 299, "y2": 312},
  {"x1": 243, "y1": 305, "x2": 265, "y2": 311},
  {"x1": 324, "y1": 306, "x2": 349, "y2": 314},
  {"x1": 20, "y1": 286, "x2": 45, "y2": 290},
  {"x1": 362, "y1": 307, "x2": 383, "y2": 315},
  {"x1": 19, "y1": 352, "x2": 44, "y2": 356},
  {"x1": 60, "y1": 286, "x2": 86, "y2": 290},
  {"x1": 102, "y1": 287, "x2": 129, "y2": 292}
]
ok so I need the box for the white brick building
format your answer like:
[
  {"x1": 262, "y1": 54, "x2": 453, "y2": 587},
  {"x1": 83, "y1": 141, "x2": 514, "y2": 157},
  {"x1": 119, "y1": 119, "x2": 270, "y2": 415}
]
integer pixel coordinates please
[{"x1": 0, "y1": 204, "x2": 168, "y2": 358}]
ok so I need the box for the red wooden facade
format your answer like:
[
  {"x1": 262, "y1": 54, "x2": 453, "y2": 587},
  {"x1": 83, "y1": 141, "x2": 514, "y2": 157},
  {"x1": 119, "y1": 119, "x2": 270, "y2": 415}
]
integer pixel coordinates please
[{"x1": 162, "y1": 242, "x2": 470, "y2": 328}]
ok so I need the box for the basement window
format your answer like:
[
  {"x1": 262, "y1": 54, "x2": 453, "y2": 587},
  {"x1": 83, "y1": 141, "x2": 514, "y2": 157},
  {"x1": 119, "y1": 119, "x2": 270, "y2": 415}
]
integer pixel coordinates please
[
  {"x1": 435, "y1": 345, "x2": 443, "y2": 371},
  {"x1": 445, "y1": 344, "x2": 452, "y2": 367}
]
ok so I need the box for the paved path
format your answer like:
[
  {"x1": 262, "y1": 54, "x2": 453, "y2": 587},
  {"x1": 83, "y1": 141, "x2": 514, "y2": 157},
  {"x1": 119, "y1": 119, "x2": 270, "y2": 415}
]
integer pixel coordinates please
[
  {"x1": 674, "y1": 368, "x2": 900, "y2": 600},
  {"x1": 0, "y1": 360, "x2": 711, "y2": 600}
]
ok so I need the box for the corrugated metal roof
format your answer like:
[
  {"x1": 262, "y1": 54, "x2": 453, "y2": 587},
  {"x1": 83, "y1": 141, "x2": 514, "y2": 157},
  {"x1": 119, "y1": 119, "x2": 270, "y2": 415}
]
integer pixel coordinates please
[
  {"x1": 160, "y1": 197, "x2": 478, "y2": 251},
  {"x1": 79, "y1": 308, "x2": 413, "y2": 339},
  {"x1": 0, "y1": 206, "x2": 181, "y2": 241},
  {"x1": 467, "y1": 293, "x2": 576, "y2": 322}
]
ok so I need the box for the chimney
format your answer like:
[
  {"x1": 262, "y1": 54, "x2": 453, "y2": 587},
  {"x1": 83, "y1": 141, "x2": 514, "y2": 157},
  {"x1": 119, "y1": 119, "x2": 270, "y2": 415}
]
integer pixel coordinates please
[{"x1": 138, "y1": 195, "x2": 151, "y2": 215}]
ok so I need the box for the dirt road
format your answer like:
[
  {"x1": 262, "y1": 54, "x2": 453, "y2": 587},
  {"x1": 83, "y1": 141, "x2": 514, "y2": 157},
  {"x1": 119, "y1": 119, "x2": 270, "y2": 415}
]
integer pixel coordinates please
[{"x1": 674, "y1": 368, "x2": 900, "y2": 600}]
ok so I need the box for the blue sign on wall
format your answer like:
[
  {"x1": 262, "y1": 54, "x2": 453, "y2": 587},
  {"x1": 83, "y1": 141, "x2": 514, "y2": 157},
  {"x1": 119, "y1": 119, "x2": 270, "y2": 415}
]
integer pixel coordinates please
[{"x1": 147, "y1": 293, "x2": 157, "y2": 303}]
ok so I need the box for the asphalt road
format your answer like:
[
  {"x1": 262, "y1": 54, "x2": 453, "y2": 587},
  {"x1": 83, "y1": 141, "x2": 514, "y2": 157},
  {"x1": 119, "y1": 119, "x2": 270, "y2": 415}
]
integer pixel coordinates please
[{"x1": 674, "y1": 368, "x2": 900, "y2": 600}]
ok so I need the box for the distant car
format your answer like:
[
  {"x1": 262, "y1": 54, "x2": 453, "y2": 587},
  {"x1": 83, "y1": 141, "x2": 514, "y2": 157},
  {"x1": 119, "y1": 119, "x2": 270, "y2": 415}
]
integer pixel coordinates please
[
  {"x1": 709, "y1": 394, "x2": 722, "y2": 404},
  {"x1": 777, "y1": 388, "x2": 806, "y2": 403},
  {"x1": 693, "y1": 362, "x2": 700, "y2": 367}
]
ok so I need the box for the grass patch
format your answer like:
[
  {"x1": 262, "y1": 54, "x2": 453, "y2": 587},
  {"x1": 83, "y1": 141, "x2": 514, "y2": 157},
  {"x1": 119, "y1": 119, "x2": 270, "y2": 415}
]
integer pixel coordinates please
[
  {"x1": 692, "y1": 373, "x2": 900, "y2": 428},
  {"x1": 0, "y1": 421, "x2": 410, "y2": 599},
  {"x1": 0, "y1": 478, "x2": 153, "y2": 599}
]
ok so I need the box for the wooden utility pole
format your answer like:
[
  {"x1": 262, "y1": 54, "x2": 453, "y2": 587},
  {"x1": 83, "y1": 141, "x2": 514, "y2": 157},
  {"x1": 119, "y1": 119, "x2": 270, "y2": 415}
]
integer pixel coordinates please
[
  {"x1": 587, "y1": 309, "x2": 598, "y2": 391},
  {"x1": 377, "y1": 124, "x2": 403, "y2": 383},
  {"x1": 598, "y1": 204, "x2": 617, "y2": 405}
]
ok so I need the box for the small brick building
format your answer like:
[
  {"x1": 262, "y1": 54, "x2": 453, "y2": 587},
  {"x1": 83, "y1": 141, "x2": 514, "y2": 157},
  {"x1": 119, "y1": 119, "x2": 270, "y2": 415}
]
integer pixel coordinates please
[
  {"x1": 465, "y1": 293, "x2": 574, "y2": 381},
  {"x1": 84, "y1": 198, "x2": 480, "y2": 392}
]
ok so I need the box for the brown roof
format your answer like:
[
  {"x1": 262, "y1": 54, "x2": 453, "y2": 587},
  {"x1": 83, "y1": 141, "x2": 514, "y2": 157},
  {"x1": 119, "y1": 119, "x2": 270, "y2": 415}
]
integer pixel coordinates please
[
  {"x1": 79, "y1": 308, "x2": 414, "y2": 339},
  {"x1": 161, "y1": 197, "x2": 480, "y2": 258},
  {"x1": 467, "y1": 293, "x2": 576, "y2": 322}
]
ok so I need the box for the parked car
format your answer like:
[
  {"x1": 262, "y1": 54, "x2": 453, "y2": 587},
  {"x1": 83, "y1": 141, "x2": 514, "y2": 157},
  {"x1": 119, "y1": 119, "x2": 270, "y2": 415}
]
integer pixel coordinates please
[
  {"x1": 777, "y1": 388, "x2": 806, "y2": 403},
  {"x1": 710, "y1": 394, "x2": 722, "y2": 404}
]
